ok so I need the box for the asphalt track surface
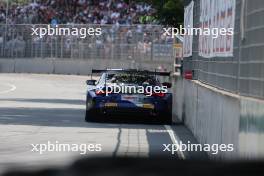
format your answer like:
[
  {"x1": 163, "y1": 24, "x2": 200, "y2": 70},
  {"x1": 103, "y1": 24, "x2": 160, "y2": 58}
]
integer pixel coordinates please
[{"x1": 0, "y1": 74, "x2": 206, "y2": 173}]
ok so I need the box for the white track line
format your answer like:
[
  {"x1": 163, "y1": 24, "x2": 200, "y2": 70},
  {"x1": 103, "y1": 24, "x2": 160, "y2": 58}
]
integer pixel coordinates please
[
  {"x1": 0, "y1": 83, "x2": 16, "y2": 94},
  {"x1": 164, "y1": 125, "x2": 186, "y2": 159}
]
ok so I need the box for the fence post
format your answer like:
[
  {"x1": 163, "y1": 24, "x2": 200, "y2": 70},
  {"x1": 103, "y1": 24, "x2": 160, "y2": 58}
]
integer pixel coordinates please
[{"x1": 237, "y1": 0, "x2": 247, "y2": 95}]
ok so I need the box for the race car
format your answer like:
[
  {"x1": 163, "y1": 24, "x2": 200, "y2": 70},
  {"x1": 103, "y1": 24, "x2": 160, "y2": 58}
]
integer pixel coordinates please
[{"x1": 85, "y1": 69, "x2": 172, "y2": 124}]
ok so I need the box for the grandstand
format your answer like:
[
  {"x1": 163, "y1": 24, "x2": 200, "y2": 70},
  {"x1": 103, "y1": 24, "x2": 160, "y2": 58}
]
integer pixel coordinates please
[{"x1": 0, "y1": 0, "x2": 156, "y2": 25}]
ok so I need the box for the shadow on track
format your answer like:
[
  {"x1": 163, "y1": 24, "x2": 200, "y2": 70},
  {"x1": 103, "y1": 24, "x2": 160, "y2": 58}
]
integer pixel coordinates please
[
  {"x1": 0, "y1": 107, "x2": 170, "y2": 127},
  {"x1": 0, "y1": 98, "x2": 207, "y2": 159},
  {"x1": 0, "y1": 98, "x2": 169, "y2": 127},
  {"x1": 0, "y1": 98, "x2": 86, "y2": 105}
]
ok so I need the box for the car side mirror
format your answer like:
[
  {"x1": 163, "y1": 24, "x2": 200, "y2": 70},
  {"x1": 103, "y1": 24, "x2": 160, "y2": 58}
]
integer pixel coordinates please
[
  {"x1": 162, "y1": 82, "x2": 172, "y2": 88},
  {"x1": 86, "y1": 80, "x2": 97, "y2": 86}
]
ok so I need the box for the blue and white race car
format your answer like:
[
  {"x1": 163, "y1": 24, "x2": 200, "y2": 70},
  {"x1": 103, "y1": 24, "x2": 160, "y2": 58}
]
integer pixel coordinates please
[{"x1": 85, "y1": 69, "x2": 172, "y2": 124}]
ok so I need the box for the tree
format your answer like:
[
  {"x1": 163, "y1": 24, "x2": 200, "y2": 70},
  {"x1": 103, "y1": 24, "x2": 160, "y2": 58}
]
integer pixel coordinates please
[
  {"x1": 3, "y1": 0, "x2": 30, "y2": 6},
  {"x1": 159, "y1": 0, "x2": 184, "y2": 27},
  {"x1": 128, "y1": 0, "x2": 184, "y2": 27}
]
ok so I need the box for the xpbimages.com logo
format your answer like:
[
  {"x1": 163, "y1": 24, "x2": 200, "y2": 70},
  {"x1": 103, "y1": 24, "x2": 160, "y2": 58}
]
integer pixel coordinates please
[
  {"x1": 96, "y1": 85, "x2": 169, "y2": 97},
  {"x1": 163, "y1": 25, "x2": 234, "y2": 39},
  {"x1": 163, "y1": 141, "x2": 234, "y2": 155},
  {"x1": 31, "y1": 25, "x2": 102, "y2": 39},
  {"x1": 31, "y1": 141, "x2": 102, "y2": 155}
]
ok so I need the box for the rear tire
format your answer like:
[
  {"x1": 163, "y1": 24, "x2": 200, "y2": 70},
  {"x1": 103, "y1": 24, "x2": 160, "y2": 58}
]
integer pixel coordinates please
[
  {"x1": 85, "y1": 98, "x2": 100, "y2": 122},
  {"x1": 85, "y1": 110, "x2": 95, "y2": 122},
  {"x1": 85, "y1": 109, "x2": 98, "y2": 122},
  {"x1": 157, "y1": 111, "x2": 172, "y2": 125},
  {"x1": 164, "y1": 115, "x2": 172, "y2": 125}
]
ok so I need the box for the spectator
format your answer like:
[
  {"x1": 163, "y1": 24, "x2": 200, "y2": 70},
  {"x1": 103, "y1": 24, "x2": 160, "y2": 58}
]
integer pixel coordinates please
[{"x1": 0, "y1": 0, "x2": 157, "y2": 25}]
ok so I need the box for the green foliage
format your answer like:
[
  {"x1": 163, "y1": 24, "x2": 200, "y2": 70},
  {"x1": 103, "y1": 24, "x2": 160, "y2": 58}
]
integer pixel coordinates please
[
  {"x1": 128, "y1": 0, "x2": 184, "y2": 27},
  {"x1": 5, "y1": 0, "x2": 30, "y2": 5}
]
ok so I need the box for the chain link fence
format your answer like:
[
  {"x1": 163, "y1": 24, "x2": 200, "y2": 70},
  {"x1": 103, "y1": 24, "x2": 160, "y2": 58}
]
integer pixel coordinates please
[
  {"x1": 0, "y1": 24, "x2": 173, "y2": 62},
  {"x1": 184, "y1": 0, "x2": 264, "y2": 99}
]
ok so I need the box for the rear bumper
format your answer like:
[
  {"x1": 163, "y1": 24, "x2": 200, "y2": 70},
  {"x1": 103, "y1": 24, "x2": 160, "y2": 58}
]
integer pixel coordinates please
[
  {"x1": 99, "y1": 107, "x2": 157, "y2": 117},
  {"x1": 87, "y1": 96, "x2": 171, "y2": 117}
]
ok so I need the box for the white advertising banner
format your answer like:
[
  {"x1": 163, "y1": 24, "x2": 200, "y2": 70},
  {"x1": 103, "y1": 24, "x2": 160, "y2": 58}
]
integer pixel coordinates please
[
  {"x1": 199, "y1": 0, "x2": 236, "y2": 58},
  {"x1": 183, "y1": 1, "x2": 194, "y2": 57}
]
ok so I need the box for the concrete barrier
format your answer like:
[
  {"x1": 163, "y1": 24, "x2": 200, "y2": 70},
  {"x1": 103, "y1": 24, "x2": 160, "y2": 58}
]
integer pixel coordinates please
[
  {"x1": 173, "y1": 78, "x2": 264, "y2": 160},
  {"x1": 0, "y1": 59, "x2": 15, "y2": 73},
  {"x1": 239, "y1": 98, "x2": 264, "y2": 159},
  {"x1": 172, "y1": 77, "x2": 185, "y2": 122},
  {"x1": 0, "y1": 58, "x2": 172, "y2": 75},
  {"x1": 14, "y1": 59, "x2": 54, "y2": 74},
  {"x1": 53, "y1": 60, "x2": 82, "y2": 75}
]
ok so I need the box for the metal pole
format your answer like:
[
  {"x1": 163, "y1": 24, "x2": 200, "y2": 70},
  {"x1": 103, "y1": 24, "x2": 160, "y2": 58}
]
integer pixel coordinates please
[
  {"x1": 5, "y1": 0, "x2": 8, "y2": 26},
  {"x1": 237, "y1": 0, "x2": 247, "y2": 94},
  {"x1": 3, "y1": 0, "x2": 9, "y2": 57}
]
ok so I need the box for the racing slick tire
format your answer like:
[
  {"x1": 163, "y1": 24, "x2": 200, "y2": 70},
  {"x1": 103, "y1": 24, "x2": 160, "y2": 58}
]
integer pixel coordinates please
[
  {"x1": 85, "y1": 98, "x2": 101, "y2": 122},
  {"x1": 157, "y1": 111, "x2": 172, "y2": 125},
  {"x1": 164, "y1": 114, "x2": 172, "y2": 125},
  {"x1": 85, "y1": 109, "x2": 98, "y2": 122}
]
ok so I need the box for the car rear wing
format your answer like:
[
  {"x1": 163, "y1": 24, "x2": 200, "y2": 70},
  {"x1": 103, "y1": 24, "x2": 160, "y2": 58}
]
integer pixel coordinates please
[{"x1": 91, "y1": 69, "x2": 171, "y2": 77}]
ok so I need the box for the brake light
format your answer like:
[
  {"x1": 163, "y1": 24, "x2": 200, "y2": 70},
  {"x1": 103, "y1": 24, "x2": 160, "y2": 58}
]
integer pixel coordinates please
[
  {"x1": 95, "y1": 90, "x2": 113, "y2": 95},
  {"x1": 151, "y1": 93, "x2": 165, "y2": 97},
  {"x1": 184, "y1": 70, "x2": 193, "y2": 80},
  {"x1": 95, "y1": 90, "x2": 105, "y2": 95}
]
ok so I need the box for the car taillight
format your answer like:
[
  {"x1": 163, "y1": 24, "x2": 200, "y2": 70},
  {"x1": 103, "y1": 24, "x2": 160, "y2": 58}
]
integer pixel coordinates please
[
  {"x1": 184, "y1": 70, "x2": 193, "y2": 80},
  {"x1": 95, "y1": 90, "x2": 113, "y2": 95},
  {"x1": 151, "y1": 93, "x2": 165, "y2": 97},
  {"x1": 95, "y1": 90, "x2": 105, "y2": 95}
]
